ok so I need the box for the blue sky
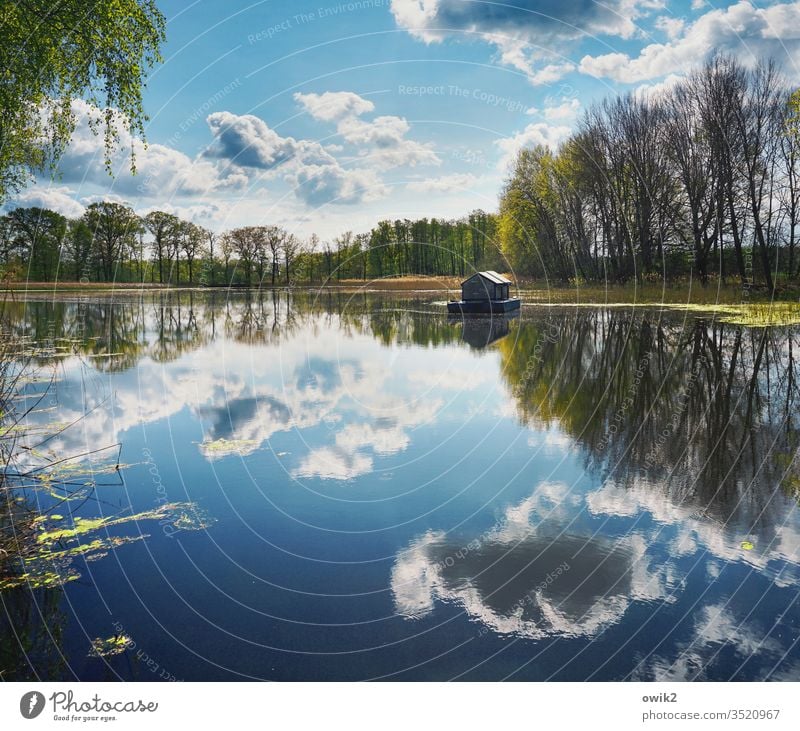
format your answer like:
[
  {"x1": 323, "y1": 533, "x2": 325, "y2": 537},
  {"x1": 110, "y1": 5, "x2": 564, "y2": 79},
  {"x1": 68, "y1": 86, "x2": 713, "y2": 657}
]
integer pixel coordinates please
[{"x1": 13, "y1": 0, "x2": 800, "y2": 238}]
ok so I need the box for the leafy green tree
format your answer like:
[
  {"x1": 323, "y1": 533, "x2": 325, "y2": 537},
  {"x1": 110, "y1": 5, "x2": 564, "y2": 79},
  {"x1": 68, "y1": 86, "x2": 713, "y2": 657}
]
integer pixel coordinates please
[
  {"x1": 498, "y1": 147, "x2": 551, "y2": 278},
  {"x1": 225, "y1": 227, "x2": 260, "y2": 286},
  {"x1": 143, "y1": 211, "x2": 179, "y2": 283},
  {"x1": 179, "y1": 221, "x2": 206, "y2": 284},
  {"x1": 0, "y1": 0, "x2": 165, "y2": 201},
  {"x1": 64, "y1": 218, "x2": 94, "y2": 281},
  {"x1": 5, "y1": 207, "x2": 67, "y2": 281},
  {"x1": 83, "y1": 202, "x2": 141, "y2": 280}
]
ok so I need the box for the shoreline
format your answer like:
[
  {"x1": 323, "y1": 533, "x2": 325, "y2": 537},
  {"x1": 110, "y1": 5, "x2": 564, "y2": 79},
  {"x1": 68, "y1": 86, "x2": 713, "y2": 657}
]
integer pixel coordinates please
[{"x1": 2, "y1": 277, "x2": 798, "y2": 304}]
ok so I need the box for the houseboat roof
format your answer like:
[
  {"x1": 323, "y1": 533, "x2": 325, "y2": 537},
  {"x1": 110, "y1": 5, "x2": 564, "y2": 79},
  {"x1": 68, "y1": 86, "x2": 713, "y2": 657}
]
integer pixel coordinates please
[{"x1": 462, "y1": 270, "x2": 512, "y2": 285}]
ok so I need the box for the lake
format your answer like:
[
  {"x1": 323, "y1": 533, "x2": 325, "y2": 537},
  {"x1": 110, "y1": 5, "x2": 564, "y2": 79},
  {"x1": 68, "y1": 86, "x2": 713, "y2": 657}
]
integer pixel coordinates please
[{"x1": 2, "y1": 290, "x2": 799, "y2": 681}]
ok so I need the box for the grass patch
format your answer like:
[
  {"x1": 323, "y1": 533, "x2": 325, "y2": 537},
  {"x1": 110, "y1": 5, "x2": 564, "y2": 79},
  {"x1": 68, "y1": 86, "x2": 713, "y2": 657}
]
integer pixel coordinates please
[{"x1": 518, "y1": 280, "x2": 800, "y2": 305}]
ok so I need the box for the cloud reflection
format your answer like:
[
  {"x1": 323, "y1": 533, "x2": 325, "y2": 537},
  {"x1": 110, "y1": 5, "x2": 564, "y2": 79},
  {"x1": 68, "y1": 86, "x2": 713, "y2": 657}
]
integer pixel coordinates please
[{"x1": 392, "y1": 482, "x2": 671, "y2": 639}]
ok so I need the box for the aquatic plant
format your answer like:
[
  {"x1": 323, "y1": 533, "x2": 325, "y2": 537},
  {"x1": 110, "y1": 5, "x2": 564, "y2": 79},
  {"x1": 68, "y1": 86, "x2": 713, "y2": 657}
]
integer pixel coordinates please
[
  {"x1": 199, "y1": 437, "x2": 261, "y2": 459},
  {"x1": 0, "y1": 325, "x2": 215, "y2": 594},
  {"x1": 88, "y1": 635, "x2": 133, "y2": 658}
]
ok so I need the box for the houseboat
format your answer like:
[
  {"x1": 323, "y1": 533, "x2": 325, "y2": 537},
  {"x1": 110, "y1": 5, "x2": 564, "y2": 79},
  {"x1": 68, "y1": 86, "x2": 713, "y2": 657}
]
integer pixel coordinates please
[{"x1": 447, "y1": 271, "x2": 521, "y2": 314}]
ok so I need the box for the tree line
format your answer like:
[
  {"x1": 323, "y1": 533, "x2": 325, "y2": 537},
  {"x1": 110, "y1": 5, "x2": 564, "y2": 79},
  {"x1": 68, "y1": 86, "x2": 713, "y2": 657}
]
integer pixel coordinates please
[
  {"x1": 500, "y1": 55, "x2": 800, "y2": 290},
  {"x1": 0, "y1": 203, "x2": 503, "y2": 286}
]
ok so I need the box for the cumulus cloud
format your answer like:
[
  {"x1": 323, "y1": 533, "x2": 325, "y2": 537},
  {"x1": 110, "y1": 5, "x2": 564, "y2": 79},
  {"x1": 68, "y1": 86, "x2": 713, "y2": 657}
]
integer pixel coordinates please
[
  {"x1": 205, "y1": 111, "x2": 302, "y2": 168},
  {"x1": 580, "y1": 1, "x2": 800, "y2": 83},
  {"x1": 541, "y1": 97, "x2": 581, "y2": 120},
  {"x1": 138, "y1": 200, "x2": 227, "y2": 226},
  {"x1": 294, "y1": 91, "x2": 375, "y2": 121},
  {"x1": 406, "y1": 172, "x2": 479, "y2": 193},
  {"x1": 296, "y1": 91, "x2": 440, "y2": 170},
  {"x1": 392, "y1": 0, "x2": 656, "y2": 43},
  {"x1": 29, "y1": 89, "x2": 437, "y2": 215},
  {"x1": 527, "y1": 62, "x2": 577, "y2": 84},
  {"x1": 204, "y1": 109, "x2": 388, "y2": 207},
  {"x1": 632, "y1": 73, "x2": 685, "y2": 101},
  {"x1": 494, "y1": 121, "x2": 572, "y2": 170},
  {"x1": 8, "y1": 185, "x2": 86, "y2": 218},
  {"x1": 654, "y1": 15, "x2": 686, "y2": 40},
  {"x1": 204, "y1": 93, "x2": 438, "y2": 206},
  {"x1": 391, "y1": 0, "x2": 658, "y2": 81},
  {"x1": 56, "y1": 99, "x2": 242, "y2": 198},
  {"x1": 339, "y1": 115, "x2": 439, "y2": 168},
  {"x1": 292, "y1": 164, "x2": 386, "y2": 206}
]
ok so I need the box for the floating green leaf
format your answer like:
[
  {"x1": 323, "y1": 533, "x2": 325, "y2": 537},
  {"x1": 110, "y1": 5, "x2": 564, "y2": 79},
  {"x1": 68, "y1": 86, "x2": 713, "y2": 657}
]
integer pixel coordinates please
[
  {"x1": 88, "y1": 635, "x2": 133, "y2": 658},
  {"x1": 1, "y1": 502, "x2": 214, "y2": 593},
  {"x1": 199, "y1": 437, "x2": 261, "y2": 457}
]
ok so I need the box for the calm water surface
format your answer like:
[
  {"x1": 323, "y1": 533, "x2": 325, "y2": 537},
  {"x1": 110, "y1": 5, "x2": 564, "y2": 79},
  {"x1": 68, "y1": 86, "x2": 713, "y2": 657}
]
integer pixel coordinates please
[{"x1": 2, "y1": 291, "x2": 799, "y2": 680}]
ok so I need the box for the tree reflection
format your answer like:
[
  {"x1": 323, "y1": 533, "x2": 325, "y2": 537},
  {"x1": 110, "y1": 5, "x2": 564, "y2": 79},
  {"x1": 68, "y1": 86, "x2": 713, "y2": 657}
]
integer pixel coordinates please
[
  {"x1": 6, "y1": 296, "x2": 800, "y2": 521},
  {"x1": 4, "y1": 292, "x2": 468, "y2": 365},
  {"x1": 498, "y1": 310, "x2": 800, "y2": 525}
]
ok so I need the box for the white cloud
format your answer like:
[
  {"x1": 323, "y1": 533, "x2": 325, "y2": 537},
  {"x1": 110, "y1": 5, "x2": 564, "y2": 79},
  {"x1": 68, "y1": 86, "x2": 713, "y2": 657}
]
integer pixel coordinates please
[
  {"x1": 632, "y1": 73, "x2": 685, "y2": 101},
  {"x1": 138, "y1": 200, "x2": 227, "y2": 226},
  {"x1": 9, "y1": 185, "x2": 86, "y2": 218},
  {"x1": 204, "y1": 94, "x2": 439, "y2": 206},
  {"x1": 406, "y1": 172, "x2": 479, "y2": 193},
  {"x1": 494, "y1": 121, "x2": 572, "y2": 170},
  {"x1": 296, "y1": 92, "x2": 440, "y2": 170},
  {"x1": 79, "y1": 192, "x2": 130, "y2": 207},
  {"x1": 292, "y1": 163, "x2": 387, "y2": 206},
  {"x1": 542, "y1": 98, "x2": 581, "y2": 120},
  {"x1": 390, "y1": 0, "x2": 656, "y2": 44},
  {"x1": 491, "y1": 36, "x2": 576, "y2": 83},
  {"x1": 654, "y1": 15, "x2": 686, "y2": 40},
  {"x1": 580, "y1": 1, "x2": 800, "y2": 83},
  {"x1": 391, "y1": 0, "x2": 657, "y2": 82},
  {"x1": 340, "y1": 115, "x2": 440, "y2": 168},
  {"x1": 204, "y1": 110, "x2": 389, "y2": 207},
  {"x1": 338, "y1": 114, "x2": 409, "y2": 147},
  {"x1": 57, "y1": 99, "x2": 241, "y2": 198},
  {"x1": 205, "y1": 110, "x2": 302, "y2": 169},
  {"x1": 527, "y1": 62, "x2": 576, "y2": 85},
  {"x1": 294, "y1": 91, "x2": 375, "y2": 122}
]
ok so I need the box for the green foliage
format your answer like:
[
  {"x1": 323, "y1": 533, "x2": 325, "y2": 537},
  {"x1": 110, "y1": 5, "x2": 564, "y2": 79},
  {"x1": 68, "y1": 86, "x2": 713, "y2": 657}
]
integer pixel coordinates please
[
  {"x1": 358, "y1": 212, "x2": 501, "y2": 280},
  {"x1": 88, "y1": 634, "x2": 133, "y2": 658},
  {"x1": 1, "y1": 500, "x2": 215, "y2": 593},
  {"x1": 83, "y1": 201, "x2": 142, "y2": 280},
  {"x1": 0, "y1": 0, "x2": 166, "y2": 201},
  {"x1": 3, "y1": 207, "x2": 67, "y2": 281}
]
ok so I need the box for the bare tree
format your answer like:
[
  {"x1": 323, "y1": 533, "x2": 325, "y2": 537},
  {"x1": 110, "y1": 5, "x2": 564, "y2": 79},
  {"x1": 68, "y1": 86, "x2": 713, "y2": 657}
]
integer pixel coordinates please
[
  {"x1": 732, "y1": 58, "x2": 784, "y2": 292},
  {"x1": 780, "y1": 89, "x2": 800, "y2": 278}
]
